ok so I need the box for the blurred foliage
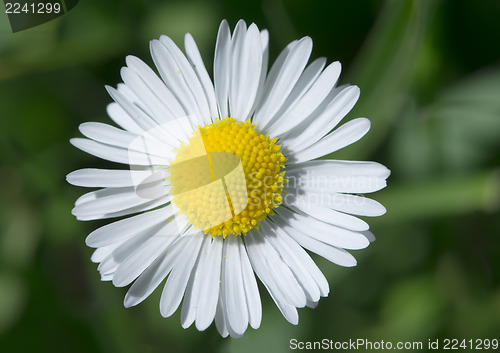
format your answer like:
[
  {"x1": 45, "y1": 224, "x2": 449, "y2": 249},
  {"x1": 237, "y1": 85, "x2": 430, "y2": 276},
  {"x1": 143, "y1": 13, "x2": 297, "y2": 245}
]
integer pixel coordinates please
[{"x1": 1, "y1": 0, "x2": 499, "y2": 352}]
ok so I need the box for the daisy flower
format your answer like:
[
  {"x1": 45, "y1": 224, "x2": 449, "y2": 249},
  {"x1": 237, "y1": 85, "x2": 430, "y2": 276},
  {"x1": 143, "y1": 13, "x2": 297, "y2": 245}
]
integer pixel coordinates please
[{"x1": 67, "y1": 19, "x2": 390, "y2": 338}]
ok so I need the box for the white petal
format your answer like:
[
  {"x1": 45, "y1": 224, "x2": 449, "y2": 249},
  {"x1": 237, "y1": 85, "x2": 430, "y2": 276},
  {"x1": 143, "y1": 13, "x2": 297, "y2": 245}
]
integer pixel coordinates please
[
  {"x1": 215, "y1": 294, "x2": 229, "y2": 338},
  {"x1": 221, "y1": 235, "x2": 249, "y2": 335},
  {"x1": 70, "y1": 138, "x2": 170, "y2": 166},
  {"x1": 272, "y1": 292, "x2": 299, "y2": 325},
  {"x1": 276, "y1": 218, "x2": 356, "y2": 267},
  {"x1": 229, "y1": 22, "x2": 262, "y2": 121},
  {"x1": 246, "y1": 229, "x2": 306, "y2": 323},
  {"x1": 119, "y1": 73, "x2": 192, "y2": 146},
  {"x1": 275, "y1": 206, "x2": 369, "y2": 250},
  {"x1": 265, "y1": 57, "x2": 326, "y2": 130},
  {"x1": 72, "y1": 182, "x2": 170, "y2": 218},
  {"x1": 79, "y1": 122, "x2": 175, "y2": 156},
  {"x1": 262, "y1": 220, "x2": 320, "y2": 302},
  {"x1": 121, "y1": 67, "x2": 176, "y2": 125},
  {"x1": 106, "y1": 86, "x2": 174, "y2": 144},
  {"x1": 275, "y1": 217, "x2": 357, "y2": 267},
  {"x1": 306, "y1": 300, "x2": 319, "y2": 309},
  {"x1": 85, "y1": 206, "x2": 175, "y2": 247},
  {"x1": 123, "y1": 235, "x2": 192, "y2": 307},
  {"x1": 253, "y1": 37, "x2": 313, "y2": 129},
  {"x1": 108, "y1": 91, "x2": 188, "y2": 157},
  {"x1": 112, "y1": 220, "x2": 182, "y2": 287},
  {"x1": 180, "y1": 271, "x2": 197, "y2": 329},
  {"x1": 66, "y1": 168, "x2": 167, "y2": 188},
  {"x1": 150, "y1": 39, "x2": 204, "y2": 126},
  {"x1": 283, "y1": 85, "x2": 360, "y2": 152},
  {"x1": 286, "y1": 158, "x2": 391, "y2": 176},
  {"x1": 100, "y1": 273, "x2": 114, "y2": 281},
  {"x1": 239, "y1": 239, "x2": 261, "y2": 329},
  {"x1": 125, "y1": 56, "x2": 189, "y2": 123},
  {"x1": 290, "y1": 118, "x2": 371, "y2": 163},
  {"x1": 252, "y1": 39, "x2": 296, "y2": 122},
  {"x1": 268, "y1": 61, "x2": 341, "y2": 137},
  {"x1": 106, "y1": 103, "x2": 143, "y2": 135},
  {"x1": 227, "y1": 324, "x2": 244, "y2": 338},
  {"x1": 284, "y1": 196, "x2": 369, "y2": 231},
  {"x1": 285, "y1": 189, "x2": 387, "y2": 217},
  {"x1": 126, "y1": 56, "x2": 187, "y2": 117},
  {"x1": 184, "y1": 33, "x2": 218, "y2": 119},
  {"x1": 194, "y1": 236, "x2": 224, "y2": 330},
  {"x1": 362, "y1": 230, "x2": 376, "y2": 243},
  {"x1": 214, "y1": 20, "x2": 232, "y2": 118},
  {"x1": 91, "y1": 242, "x2": 124, "y2": 264},
  {"x1": 286, "y1": 160, "x2": 391, "y2": 193},
  {"x1": 159, "y1": 232, "x2": 204, "y2": 318},
  {"x1": 97, "y1": 228, "x2": 154, "y2": 278},
  {"x1": 90, "y1": 239, "x2": 131, "y2": 263},
  {"x1": 76, "y1": 195, "x2": 170, "y2": 221},
  {"x1": 96, "y1": 255, "x2": 120, "y2": 278},
  {"x1": 273, "y1": 224, "x2": 329, "y2": 297},
  {"x1": 180, "y1": 235, "x2": 211, "y2": 329},
  {"x1": 177, "y1": 228, "x2": 223, "y2": 329},
  {"x1": 116, "y1": 82, "x2": 139, "y2": 104},
  {"x1": 227, "y1": 20, "x2": 246, "y2": 118},
  {"x1": 158, "y1": 35, "x2": 212, "y2": 125},
  {"x1": 125, "y1": 60, "x2": 196, "y2": 142},
  {"x1": 73, "y1": 184, "x2": 166, "y2": 207},
  {"x1": 250, "y1": 29, "x2": 269, "y2": 115}
]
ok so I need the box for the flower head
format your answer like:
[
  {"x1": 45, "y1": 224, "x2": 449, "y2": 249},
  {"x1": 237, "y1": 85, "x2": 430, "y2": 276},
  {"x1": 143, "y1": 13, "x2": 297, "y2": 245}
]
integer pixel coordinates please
[{"x1": 67, "y1": 19, "x2": 390, "y2": 338}]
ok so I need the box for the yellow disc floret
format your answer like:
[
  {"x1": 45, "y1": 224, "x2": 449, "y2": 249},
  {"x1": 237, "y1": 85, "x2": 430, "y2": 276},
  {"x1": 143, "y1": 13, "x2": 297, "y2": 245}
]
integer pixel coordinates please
[{"x1": 168, "y1": 118, "x2": 286, "y2": 237}]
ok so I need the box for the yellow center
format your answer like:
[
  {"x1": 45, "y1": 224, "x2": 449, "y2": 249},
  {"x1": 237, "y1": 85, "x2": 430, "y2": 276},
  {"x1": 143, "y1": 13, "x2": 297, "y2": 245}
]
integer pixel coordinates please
[{"x1": 168, "y1": 118, "x2": 286, "y2": 237}]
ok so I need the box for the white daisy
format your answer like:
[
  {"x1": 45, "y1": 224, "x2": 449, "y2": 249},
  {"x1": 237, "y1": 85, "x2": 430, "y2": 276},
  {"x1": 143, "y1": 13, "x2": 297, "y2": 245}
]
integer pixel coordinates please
[{"x1": 67, "y1": 19, "x2": 390, "y2": 338}]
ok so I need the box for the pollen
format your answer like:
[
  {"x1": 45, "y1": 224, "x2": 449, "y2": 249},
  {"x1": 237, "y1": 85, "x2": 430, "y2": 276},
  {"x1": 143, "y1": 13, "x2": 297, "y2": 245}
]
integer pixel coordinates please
[{"x1": 168, "y1": 118, "x2": 286, "y2": 237}]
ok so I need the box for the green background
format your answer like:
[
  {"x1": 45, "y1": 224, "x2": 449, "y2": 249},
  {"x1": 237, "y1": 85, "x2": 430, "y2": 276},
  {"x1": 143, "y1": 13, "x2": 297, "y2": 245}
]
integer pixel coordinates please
[{"x1": 1, "y1": 0, "x2": 499, "y2": 352}]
